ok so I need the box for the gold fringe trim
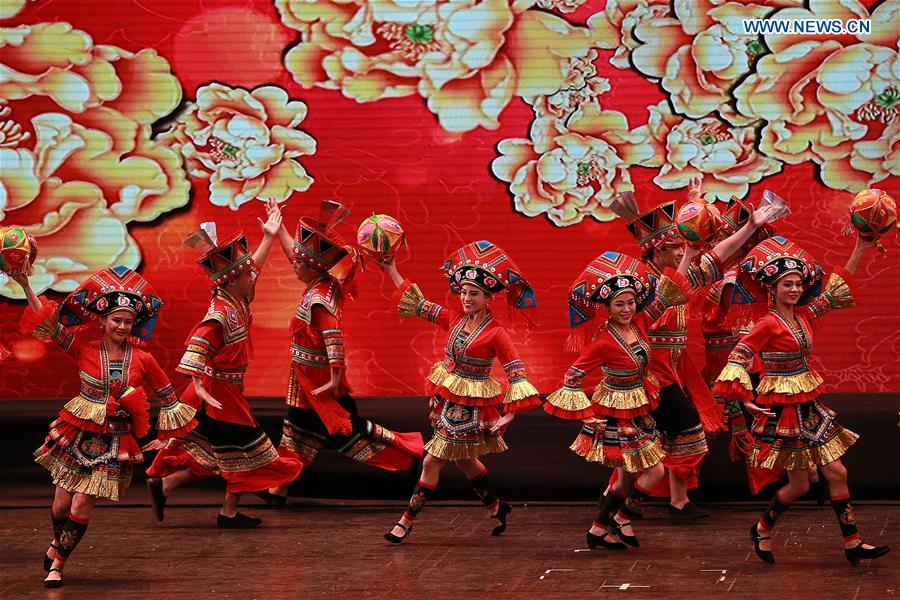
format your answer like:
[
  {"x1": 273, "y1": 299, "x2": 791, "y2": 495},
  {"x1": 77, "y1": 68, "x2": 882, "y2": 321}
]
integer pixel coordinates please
[
  {"x1": 62, "y1": 395, "x2": 108, "y2": 426},
  {"x1": 157, "y1": 400, "x2": 198, "y2": 432},
  {"x1": 591, "y1": 385, "x2": 652, "y2": 411},
  {"x1": 436, "y1": 372, "x2": 503, "y2": 399},
  {"x1": 757, "y1": 371, "x2": 824, "y2": 395},
  {"x1": 716, "y1": 364, "x2": 753, "y2": 390},
  {"x1": 753, "y1": 428, "x2": 859, "y2": 470},
  {"x1": 424, "y1": 435, "x2": 508, "y2": 461},
  {"x1": 824, "y1": 272, "x2": 855, "y2": 310},
  {"x1": 504, "y1": 379, "x2": 539, "y2": 405},
  {"x1": 657, "y1": 274, "x2": 689, "y2": 307},
  {"x1": 546, "y1": 387, "x2": 592, "y2": 413},
  {"x1": 34, "y1": 449, "x2": 131, "y2": 501},
  {"x1": 398, "y1": 283, "x2": 425, "y2": 318},
  {"x1": 31, "y1": 301, "x2": 61, "y2": 341},
  {"x1": 582, "y1": 438, "x2": 666, "y2": 473},
  {"x1": 426, "y1": 361, "x2": 449, "y2": 386}
]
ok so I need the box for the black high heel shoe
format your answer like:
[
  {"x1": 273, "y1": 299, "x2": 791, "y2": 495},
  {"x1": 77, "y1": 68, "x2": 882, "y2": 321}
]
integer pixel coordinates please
[
  {"x1": 844, "y1": 543, "x2": 890, "y2": 565},
  {"x1": 491, "y1": 502, "x2": 512, "y2": 536},
  {"x1": 586, "y1": 529, "x2": 628, "y2": 550},
  {"x1": 384, "y1": 522, "x2": 413, "y2": 544},
  {"x1": 611, "y1": 520, "x2": 639, "y2": 548},
  {"x1": 750, "y1": 523, "x2": 775, "y2": 564},
  {"x1": 43, "y1": 568, "x2": 63, "y2": 589},
  {"x1": 43, "y1": 543, "x2": 59, "y2": 572}
]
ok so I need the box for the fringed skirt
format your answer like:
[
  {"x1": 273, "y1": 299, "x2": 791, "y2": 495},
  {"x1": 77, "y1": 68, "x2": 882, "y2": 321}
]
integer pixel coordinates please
[
  {"x1": 570, "y1": 415, "x2": 665, "y2": 474},
  {"x1": 424, "y1": 396, "x2": 508, "y2": 461},
  {"x1": 34, "y1": 417, "x2": 143, "y2": 502},
  {"x1": 749, "y1": 400, "x2": 858, "y2": 470}
]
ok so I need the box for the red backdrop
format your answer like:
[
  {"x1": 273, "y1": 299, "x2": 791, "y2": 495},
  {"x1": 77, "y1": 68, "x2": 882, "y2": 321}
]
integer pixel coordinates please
[{"x1": 1, "y1": 0, "x2": 898, "y2": 400}]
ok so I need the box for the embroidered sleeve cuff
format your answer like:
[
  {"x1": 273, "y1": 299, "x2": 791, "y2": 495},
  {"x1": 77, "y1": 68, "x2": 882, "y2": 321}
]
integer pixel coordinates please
[
  {"x1": 322, "y1": 328, "x2": 346, "y2": 367},
  {"x1": 686, "y1": 251, "x2": 724, "y2": 290},
  {"x1": 176, "y1": 337, "x2": 211, "y2": 377}
]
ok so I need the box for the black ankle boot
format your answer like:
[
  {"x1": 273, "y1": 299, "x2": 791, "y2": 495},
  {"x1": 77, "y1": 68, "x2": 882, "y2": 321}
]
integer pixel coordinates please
[
  {"x1": 491, "y1": 502, "x2": 512, "y2": 537},
  {"x1": 845, "y1": 543, "x2": 890, "y2": 565},
  {"x1": 217, "y1": 512, "x2": 262, "y2": 529}
]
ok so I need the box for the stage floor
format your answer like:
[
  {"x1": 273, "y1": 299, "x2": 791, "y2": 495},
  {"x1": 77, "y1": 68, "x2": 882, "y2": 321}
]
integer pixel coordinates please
[{"x1": 1, "y1": 500, "x2": 896, "y2": 599}]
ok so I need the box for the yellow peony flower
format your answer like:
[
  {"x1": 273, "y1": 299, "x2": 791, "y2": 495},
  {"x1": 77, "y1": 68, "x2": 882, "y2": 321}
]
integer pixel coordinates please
[
  {"x1": 733, "y1": 0, "x2": 900, "y2": 193},
  {"x1": 276, "y1": 0, "x2": 594, "y2": 132},
  {"x1": 624, "y1": 0, "x2": 801, "y2": 123},
  {"x1": 158, "y1": 83, "x2": 317, "y2": 210},
  {"x1": 0, "y1": 22, "x2": 188, "y2": 299},
  {"x1": 643, "y1": 102, "x2": 782, "y2": 200},
  {"x1": 492, "y1": 105, "x2": 654, "y2": 226}
]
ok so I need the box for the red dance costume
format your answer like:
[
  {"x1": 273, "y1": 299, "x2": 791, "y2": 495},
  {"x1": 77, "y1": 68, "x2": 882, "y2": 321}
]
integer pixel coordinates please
[
  {"x1": 280, "y1": 273, "x2": 423, "y2": 470},
  {"x1": 396, "y1": 279, "x2": 541, "y2": 460},
  {"x1": 25, "y1": 267, "x2": 197, "y2": 502},
  {"x1": 545, "y1": 253, "x2": 690, "y2": 473},
  {"x1": 148, "y1": 232, "x2": 301, "y2": 493}
]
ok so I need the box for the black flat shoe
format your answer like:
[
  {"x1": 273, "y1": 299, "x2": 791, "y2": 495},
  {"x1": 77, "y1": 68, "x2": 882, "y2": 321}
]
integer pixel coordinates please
[
  {"x1": 217, "y1": 512, "x2": 262, "y2": 529},
  {"x1": 845, "y1": 544, "x2": 890, "y2": 565},
  {"x1": 43, "y1": 568, "x2": 63, "y2": 589},
  {"x1": 669, "y1": 502, "x2": 710, "y2": 521},
  {"x1": 255, "y1": 490, "x2": 287, "y2": 508},
  {"x1": 384, "y1": 522, "x2": 413, "y2": 544},
  {"x1": 491, "y1": 502, "x2": 512, "y2": 537},
  {"x1": 43, "y1": 543, "x2": 59, "y2": 572},
  {"x1": 750, "y1": 523, "x2": 775, "y2": 564},
  {"x1": 586, "y1": 530, "x2": 628, "y2": 550},
  {"x1": 611, "y1": 520, "x2": 640, "y2": 548},
  {"x1": 146, "y1": 477, "x2": 166, "y2": 522}
]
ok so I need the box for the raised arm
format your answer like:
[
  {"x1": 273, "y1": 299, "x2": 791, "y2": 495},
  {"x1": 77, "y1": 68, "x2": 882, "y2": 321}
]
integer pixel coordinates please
[{"x1": 251, "y1": 199, "x2": 283, "y2": 270}]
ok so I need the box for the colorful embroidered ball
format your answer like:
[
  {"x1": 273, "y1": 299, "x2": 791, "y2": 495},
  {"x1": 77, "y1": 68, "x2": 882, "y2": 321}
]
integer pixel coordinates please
[
  {"x1": 0, "y1": 226, "x2": 38, "y2": 276},
  {"x1": 676, "y1": 200, "x2": 722, "y2": 247},
  {"x1": 848, "y1": 189, "x2": 897, "y2": 241},
  {"x1": 356, "y1": 214, "x2": 406, "y2": 261}
]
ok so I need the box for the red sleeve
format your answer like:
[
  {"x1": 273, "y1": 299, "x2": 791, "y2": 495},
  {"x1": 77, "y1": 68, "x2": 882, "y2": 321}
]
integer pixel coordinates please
[
  {"x1": 139, "y1": 351, "x2": 198, "y2": 439},
  {"x1": 493, "y1": 328, "x2": 540, "y2": 413},
  {"x1": 176, "y1": 320, "x2": 224, "y2": 377},
  {"x1": 394, "y1": 279, "x2": 452, "y2": 330},
  {"x1": 712, "y1": 317, "x2": 775, "y2": 401}
]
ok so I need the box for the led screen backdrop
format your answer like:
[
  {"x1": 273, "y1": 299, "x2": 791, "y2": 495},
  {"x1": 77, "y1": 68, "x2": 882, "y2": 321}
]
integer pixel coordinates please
[{"x1": 1, "y1": 0, "x2": 898, "y2": 400}]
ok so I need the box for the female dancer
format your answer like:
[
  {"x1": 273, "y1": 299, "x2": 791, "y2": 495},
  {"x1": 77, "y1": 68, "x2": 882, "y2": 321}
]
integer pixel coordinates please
[
  {"x1": 259, "y1": 200, "x2": 423, "y2": 506},
  {"x1": 14, "y1": 266, "x2": 197, "y2": 588},
  {"x1": 544, "y1": 252, "x2": 689, "y2": 550},
  {"x1": 380, "y1": 241, "x2": 541, "y2": 543},
  {"x1": 714, "y1": 234, "x2": 889, "y2": 564},
  {"x1": 145, "y1": 204, "x2": 302, "y2": 528}
]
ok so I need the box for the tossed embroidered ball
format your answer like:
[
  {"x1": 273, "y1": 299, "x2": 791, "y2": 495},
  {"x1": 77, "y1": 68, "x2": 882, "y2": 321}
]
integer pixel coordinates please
[
  {"x1": 849, "y1": 189, "x2": 897, "y2": 240},
  {"x1": 0, "y1": 226, "x2": 39, "y2": 276},
  {"x1": 356, "y1": 214, "x2": 406, "y2": 261},
  {"x1": 676, "y1": 200, "x2": 722, "y2": 247}
]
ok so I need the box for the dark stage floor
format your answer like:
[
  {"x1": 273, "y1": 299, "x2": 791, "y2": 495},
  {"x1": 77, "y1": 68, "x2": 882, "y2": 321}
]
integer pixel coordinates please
[{"x1": 1, "y1": 499, "x2": 897, "y2": 599}]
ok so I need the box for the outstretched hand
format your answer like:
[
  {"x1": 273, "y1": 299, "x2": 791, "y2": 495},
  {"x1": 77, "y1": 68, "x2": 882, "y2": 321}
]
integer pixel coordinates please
[
  {"x1": 142, "y1": 439, "x2": 166, "y2": 452},
  {"x1": 258, "y1": 199, "x2": 283, "y2": 237},
  {"x1": 687, "y1": 175, "x2": 704, "y2": 201},
  {"x1": 750, "y1": 204, "x2": 776, "y2": 228}
]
